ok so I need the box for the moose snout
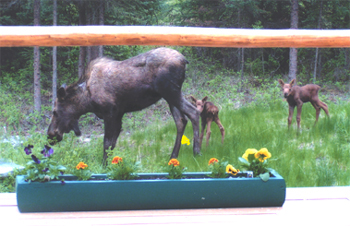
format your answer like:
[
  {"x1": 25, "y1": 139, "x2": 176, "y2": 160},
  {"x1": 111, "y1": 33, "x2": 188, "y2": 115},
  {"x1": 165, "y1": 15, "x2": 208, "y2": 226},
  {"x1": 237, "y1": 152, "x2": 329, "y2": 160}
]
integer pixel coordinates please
[
  {"x1": 47, "y1": 133, "x2": 62, "y2": 145},
  {"x1": 283, "y1": 93, "x2": 289, "y2": 98}
]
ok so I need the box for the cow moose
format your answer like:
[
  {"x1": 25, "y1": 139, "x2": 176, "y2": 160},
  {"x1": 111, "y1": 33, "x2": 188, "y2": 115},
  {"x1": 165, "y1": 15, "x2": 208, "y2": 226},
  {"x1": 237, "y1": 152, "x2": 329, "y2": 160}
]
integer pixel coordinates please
[
  {"x1": 47, "y1": 48, "x2": 201, "y2": 164},
  {"x1": 190, "y1": 96, "x2": 225, "y2": 147},
  {"x1": 278, "y1": 79, "x2": 329, "y2": 129}
]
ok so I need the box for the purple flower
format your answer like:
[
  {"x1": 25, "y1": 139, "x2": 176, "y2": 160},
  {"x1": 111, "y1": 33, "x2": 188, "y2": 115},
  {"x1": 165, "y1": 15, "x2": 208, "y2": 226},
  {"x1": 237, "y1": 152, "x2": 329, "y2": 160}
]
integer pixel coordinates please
[
  {"x1": 61, "y1": 179, "x2": 65, "y2": 185},
  {"x1": 31, "y1": 154, "x2": 41, "y2": 164},
  {"x1": 41, "y1": 145, "x2": 54, "y2": 157},
  {"x1": 24, "y1": 144, "x2": 33, "y2": 155},
  {"x1": 42, "y1": 168, "x2": 49, "y2": 172}
]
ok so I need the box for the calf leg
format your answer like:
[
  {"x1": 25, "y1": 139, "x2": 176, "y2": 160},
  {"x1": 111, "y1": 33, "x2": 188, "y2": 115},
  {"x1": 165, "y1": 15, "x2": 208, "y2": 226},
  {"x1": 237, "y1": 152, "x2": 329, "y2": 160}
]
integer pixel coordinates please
[
  {"x1": 214, "y1": 117, "x2": 225, "y2": 144},
  {"x1": 288, "y1": 105, "x2": 295, "y2": 129},
  {"x1": 169, "y1": 105, "x2": 188, "y2": 159},
  {"x1": 311, "y1": 102, "x2": 321, "y2": 125},
  {"x1": 199, "y1": 118, "x2": 206, "y2": 147},
  {"x1": 205, "y1": 120, "x2": 212, "y2": 147},
  {"x1": 318, "y1": 100, "x2": 329, "y2": 117},
  {"x1": 296, "y1": 103, "x2": 303, "y2": 129}
]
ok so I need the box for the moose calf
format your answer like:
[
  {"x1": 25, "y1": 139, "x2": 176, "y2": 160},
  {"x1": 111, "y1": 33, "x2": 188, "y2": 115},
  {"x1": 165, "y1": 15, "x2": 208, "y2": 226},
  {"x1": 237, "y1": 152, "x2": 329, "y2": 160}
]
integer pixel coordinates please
[
  {"x1": 278, "y1": 79, "x2": 329, "y2": 129},
  {"x1": 190, "y1": 96, "x2": 225, "y2": 146}
]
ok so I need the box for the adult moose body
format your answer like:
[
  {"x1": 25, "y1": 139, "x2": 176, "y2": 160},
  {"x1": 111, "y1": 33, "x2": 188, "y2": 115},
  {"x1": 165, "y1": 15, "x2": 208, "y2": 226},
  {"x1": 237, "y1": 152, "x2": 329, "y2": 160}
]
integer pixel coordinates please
[{"x1": 47, "y1": 48, "x2": 201, "y2": 163}]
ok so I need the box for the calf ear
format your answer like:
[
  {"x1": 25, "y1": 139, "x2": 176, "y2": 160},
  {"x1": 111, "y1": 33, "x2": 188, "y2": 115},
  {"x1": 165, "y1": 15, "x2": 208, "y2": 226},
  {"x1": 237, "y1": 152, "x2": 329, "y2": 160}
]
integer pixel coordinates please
[
  {"x1": 290, "y1": 79, "x2": 296, "y2": 87},
  {"x1": 190, "y1": 95, "x2": 197, "y2": 103},
  {"x1": 57, "y1": 86, "x2": 67, "y2": 101},
  {"x1": 202, "y1": 96, "x2": 208, "y2": 102},
  {"x1": 278, "y1": 79, "x2": 284, "y2": 87}
]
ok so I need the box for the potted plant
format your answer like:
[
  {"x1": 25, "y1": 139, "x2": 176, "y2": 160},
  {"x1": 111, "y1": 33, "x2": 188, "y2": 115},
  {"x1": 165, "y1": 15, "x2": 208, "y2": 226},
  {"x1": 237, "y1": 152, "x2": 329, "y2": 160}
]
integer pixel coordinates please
[{"x1": 16, "y1": 144, "x2": 286, "y2": 213}]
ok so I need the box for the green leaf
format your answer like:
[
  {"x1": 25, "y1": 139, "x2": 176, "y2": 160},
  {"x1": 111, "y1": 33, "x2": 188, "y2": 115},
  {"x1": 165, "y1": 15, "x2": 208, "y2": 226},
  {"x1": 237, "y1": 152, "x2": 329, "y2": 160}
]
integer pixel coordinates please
[
  {"x1": 238, "y1": 157, "x2": 249, "y2": 165},
  {"x1": 259, "y1": 172, "x2": 270, "y2": 182}
]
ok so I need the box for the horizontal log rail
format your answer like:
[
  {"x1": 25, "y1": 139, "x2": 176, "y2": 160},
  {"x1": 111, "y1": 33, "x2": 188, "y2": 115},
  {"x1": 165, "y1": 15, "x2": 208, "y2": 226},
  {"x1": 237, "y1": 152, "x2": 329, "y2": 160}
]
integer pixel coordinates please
[{"x1": 0, "y1": 26, "x2": 350, "y2": 48}]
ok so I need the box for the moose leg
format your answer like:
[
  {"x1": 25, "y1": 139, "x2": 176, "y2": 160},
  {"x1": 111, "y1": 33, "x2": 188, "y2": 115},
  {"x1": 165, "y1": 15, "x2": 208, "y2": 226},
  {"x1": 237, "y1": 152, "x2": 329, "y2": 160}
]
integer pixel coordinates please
[
  {"x1": 288, "y1": 105, "x2": 295, "y2": 129},
  {"x1": 178, "y1": 97, "x2": 201, "y2": 156},
  {"x1": 169, "y1": 105, "x2": 188, "y2": 159},
  {"x1": 205, "y1": 120, "x2": 212, "y2": 147},
  {"x1": 103, "y1": 115, "x2": 123, "y2": 165},
  {"x1": 316, "y1": 99, "x2": 329, "y2": 117},
  {"x1": 199, "y1": 118, "x2": 206, "y2": 147},
  {"x1": 296, "y1": 103, "x2": 303, "y2": 129},
  {"x1": 214, "y1": 117, "x2": 225, "y2": 144},
  {"x1": 311, "y1": 102, "x2": 321, "y2": 125}
]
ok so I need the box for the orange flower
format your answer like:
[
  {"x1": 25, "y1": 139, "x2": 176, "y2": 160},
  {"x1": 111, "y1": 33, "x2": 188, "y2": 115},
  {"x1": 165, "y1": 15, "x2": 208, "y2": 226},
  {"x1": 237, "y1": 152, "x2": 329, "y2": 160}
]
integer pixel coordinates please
[
  {"x1": 112, "y1": 156, "x2": 123, "y2": 164},
  {"x1": 168, "y1": 158, "x2": 180, "y2": 167},
  {"x1": 76, "y1": 162, "x2": 88, "y2": 170},
  {"x1": 208, "y1": 158, "x2": 219, "y2": 165}
]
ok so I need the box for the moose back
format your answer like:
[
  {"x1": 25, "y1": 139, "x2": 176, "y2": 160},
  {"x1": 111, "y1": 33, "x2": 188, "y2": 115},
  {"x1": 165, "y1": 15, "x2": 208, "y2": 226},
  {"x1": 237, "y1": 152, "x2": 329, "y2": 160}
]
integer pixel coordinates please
[{"x1": 47, "y1": 48, "x2": 201, "y2": 163}]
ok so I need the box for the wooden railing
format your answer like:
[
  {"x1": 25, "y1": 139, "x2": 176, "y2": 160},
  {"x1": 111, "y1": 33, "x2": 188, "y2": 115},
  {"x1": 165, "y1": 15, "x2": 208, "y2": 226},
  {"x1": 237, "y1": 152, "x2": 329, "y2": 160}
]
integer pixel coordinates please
[{"x1": 1, "y1": 26, "x2": 350, "y2": 48}]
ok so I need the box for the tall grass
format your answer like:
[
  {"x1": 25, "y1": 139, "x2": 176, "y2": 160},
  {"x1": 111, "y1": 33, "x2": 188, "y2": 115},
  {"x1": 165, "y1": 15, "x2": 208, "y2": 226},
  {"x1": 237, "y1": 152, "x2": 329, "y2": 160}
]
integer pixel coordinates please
[{"x1": 2, "y1": 97, "x2": 349, "y2": 189}]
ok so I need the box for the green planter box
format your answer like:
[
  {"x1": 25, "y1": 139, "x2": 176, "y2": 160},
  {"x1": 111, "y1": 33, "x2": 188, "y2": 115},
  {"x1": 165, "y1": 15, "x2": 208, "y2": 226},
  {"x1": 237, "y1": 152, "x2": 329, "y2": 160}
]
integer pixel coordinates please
[{"x1": 16, "y1": 170, "x2": 286, "y2": 212}]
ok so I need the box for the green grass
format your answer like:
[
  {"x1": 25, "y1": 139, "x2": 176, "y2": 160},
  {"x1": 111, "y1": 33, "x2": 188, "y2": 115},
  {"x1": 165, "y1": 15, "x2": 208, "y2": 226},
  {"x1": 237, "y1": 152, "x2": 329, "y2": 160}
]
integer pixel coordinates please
[{"x1": 2, "y1": 97, "x2": 349, "y2": 191}]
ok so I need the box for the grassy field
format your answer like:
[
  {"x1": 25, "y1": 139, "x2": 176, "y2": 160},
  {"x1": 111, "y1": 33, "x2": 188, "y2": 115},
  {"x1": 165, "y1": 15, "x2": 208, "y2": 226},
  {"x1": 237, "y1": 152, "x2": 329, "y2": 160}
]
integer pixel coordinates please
[{"x1": 1, "y1": 95, "x2": 349, "y2": 191}]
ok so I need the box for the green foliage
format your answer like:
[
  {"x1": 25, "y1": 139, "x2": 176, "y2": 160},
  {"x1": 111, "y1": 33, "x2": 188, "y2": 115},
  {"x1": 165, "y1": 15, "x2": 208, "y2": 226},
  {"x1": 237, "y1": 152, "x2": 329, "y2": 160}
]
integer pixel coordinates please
[
  {"x1": 107, "y1": 156, "x2": 139, "y2": 180},
  {"x1": 165, "y1": 159, "x2": 186, "y2": 179},
  {"x1": 238, "y1": 148, "x2": 272, "y2": 181},
  {"x1": 207, "y1": 158, "x2": 229, "y2": 178},
  {"x1": 22, "y1": 145, "x2": 66, "y2": 183},
  {"x1": 73, "y1": 162, "x2": 93, "y2": 181}
]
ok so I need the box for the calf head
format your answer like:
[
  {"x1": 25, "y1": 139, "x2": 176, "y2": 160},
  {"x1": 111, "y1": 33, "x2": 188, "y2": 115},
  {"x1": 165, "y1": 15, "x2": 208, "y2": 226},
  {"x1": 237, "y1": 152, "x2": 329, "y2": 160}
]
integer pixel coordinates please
[
  {"x1": 190, "y1": 95, "x2": 208, "y2": 113},
  {"x1": 47, "y1": 85, "x2": 82, "y2": 145},
  {"x1": 278, "y1": 79, "x2": 295, "y2": 98}
]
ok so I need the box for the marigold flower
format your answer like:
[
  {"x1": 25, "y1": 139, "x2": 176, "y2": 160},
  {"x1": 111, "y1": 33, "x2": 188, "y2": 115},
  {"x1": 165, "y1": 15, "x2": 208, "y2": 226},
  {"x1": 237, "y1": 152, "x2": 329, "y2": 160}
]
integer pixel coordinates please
[
  {"x1": 226, "y1": 164, "x2": 239, "y2": 176},
  {"x1": 255, "y1": 148, "x2": 272, "y2": 162},
  {"x1": 242, "y1": 148, "x2": 258, "y2": 161},
  {"x1": 208, "y1": 158, "x2": 219, "y2": 165},
  {"x1": 181, "y1": 135, "x2": 190, "y2": 145},
  {"x1": 76, "y1": 162, "x2": 88, "y2": 170},
  {"x1": 112, "y1": 156, "x2": 123, "y2": 164},
  {"x1": 168, "y1": 158, "x2": 180, "y2": 167}
]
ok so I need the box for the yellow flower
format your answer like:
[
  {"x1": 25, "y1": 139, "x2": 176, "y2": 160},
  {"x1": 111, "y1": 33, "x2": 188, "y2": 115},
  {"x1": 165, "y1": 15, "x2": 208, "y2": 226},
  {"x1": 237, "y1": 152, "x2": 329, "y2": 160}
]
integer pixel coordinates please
[
  {"x1": 112, "y1": 156, "x2": 123, "y2": 164},
  {"x1": 226, "y1": 164, "x2": 239, "y2": 176},
  {"x1": 208, "y1": 158, "x2": 219, "y2": 165},
  {"x1": 76, "y1": 162, "x2": 88, "y2": 170},
  {"x1": 181, "y1": 135, "x2": 190, "y2": 145},
  {"x1": 255, "y1": 148, "x2": 272, "y2": 162},
  {"x1": 168, "y1": 158, "x2": 180, "y2": 167},
  {"x1": 242, "y1": 148, "x2": 258, "y2": 161}
]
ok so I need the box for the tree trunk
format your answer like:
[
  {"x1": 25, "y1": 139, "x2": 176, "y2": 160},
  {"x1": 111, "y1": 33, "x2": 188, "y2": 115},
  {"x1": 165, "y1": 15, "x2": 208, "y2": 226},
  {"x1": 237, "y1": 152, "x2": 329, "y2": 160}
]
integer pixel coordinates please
[
  {"x1": 313, "y1": 0, "x2": 323, "y2": 83},
  {"x1": 52, "y1": 0, "x2": 57, "y2": 111},
  {"x1": 288, "y1": 0, "x2": 298, "y2": 82},
  {"x1": 240, "y1": 48, "x2": 245, "y2": 92},
  {"x1": 33, "y1": 0, "x2": 41, "y2": 113},
  {"x1": 78, "y1": 1, "x2": 86, "y2": 78},
  {"x1": 98, "y1": 0, "x2": 104, "y2": 58}
]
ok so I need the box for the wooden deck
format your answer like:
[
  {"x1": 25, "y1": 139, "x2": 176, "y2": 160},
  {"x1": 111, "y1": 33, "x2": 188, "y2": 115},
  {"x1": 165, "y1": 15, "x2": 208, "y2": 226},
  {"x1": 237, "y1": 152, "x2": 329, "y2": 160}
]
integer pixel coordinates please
[{"x1": 1, "y1": 186, "x2": 350, "y2": 226}]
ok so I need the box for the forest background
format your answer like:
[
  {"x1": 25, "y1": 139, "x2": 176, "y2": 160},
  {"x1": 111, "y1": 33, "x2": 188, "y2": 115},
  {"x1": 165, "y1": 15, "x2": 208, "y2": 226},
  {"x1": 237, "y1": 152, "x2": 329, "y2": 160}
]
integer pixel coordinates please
[{"x1": 0, "y1": 0, "x2": 349, "y2": 191}]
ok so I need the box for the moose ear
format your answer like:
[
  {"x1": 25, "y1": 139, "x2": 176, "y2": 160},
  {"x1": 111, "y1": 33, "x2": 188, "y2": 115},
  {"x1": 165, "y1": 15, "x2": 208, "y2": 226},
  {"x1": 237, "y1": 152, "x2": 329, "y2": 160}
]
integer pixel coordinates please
[
  {"x1": 57, "y1": 86, "x2": 67, "y2": 100},
  {"x1": 202, "y1": 96, "x2": 208, "y2": 102},
  {"x1": 278, "y1": 79, "x2": 285, "y2": 87},
  {"x1": 290, "y1": 79, "x2": 296, "y2": 87},
  {"x1": 190, "y1": 95, "x2": 197, "y2": 103}
]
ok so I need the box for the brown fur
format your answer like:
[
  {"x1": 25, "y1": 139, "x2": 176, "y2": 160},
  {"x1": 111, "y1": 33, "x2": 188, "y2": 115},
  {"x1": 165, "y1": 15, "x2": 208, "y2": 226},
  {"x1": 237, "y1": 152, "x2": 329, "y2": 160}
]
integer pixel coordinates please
[
  {"x1": 278, "y1": 79, "x2": 329, "y2": 129},
  {"x1": 47, "y1": 48, "x2": 201, "y2": 164},
  {"x1": 190, "y1": 96, "x2": 225, "y2": 146}
]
